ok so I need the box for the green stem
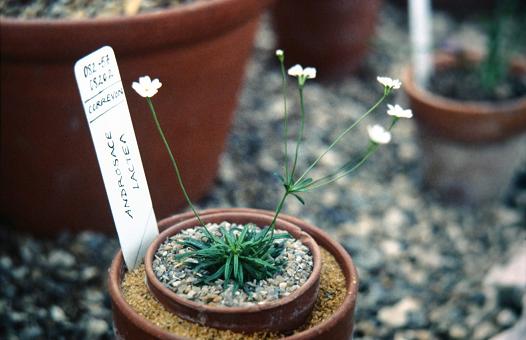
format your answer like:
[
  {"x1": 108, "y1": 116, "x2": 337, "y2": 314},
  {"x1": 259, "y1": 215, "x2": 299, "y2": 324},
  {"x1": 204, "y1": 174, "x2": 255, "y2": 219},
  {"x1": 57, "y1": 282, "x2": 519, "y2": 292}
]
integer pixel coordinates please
[
  {"x1": 279, "y1": 57, "x2": 290, "y2": 182},
  {"x1": 146, "y1": 97, "x2": 205, "y2": 228},
  {"x1": 307, "y1": 144, "x2": 379, "y2": 190},
  {"x1": 290, "y1": 85, "x2": 306, "y2": 180},
  {"x1": 295, "y1": 93, "x2": 388, "y2": 184},
  {"x1": 263, "y1": 190, "x2": 289, "y2": 241}
]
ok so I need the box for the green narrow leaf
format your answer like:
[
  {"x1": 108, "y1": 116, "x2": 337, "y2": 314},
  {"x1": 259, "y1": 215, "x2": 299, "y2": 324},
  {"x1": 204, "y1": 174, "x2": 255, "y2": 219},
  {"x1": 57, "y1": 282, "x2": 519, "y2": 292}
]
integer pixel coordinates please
[
  {"x1": 204, "y1": 264, "x2": 226, "y2": 283},
  {"x1": 233, "y1": 254, "x2": 239, "y2": 280},
  {"x1": 238, "y1": 262, "x2": 244, "y2": 285},
  {"x1": 224, "y1": 254, "x2": 233, "y2": 287},
  {"x1": 292, "y1": 193, "x2": 305, "y2": 205},
  {"x1": 179, "y1": 238, "x2": 209, "y2": 250},
  {"x1": 220, "y1": 226, "x2": 236, "y2": 249},
  {"x1": 238, "y1": 225, "x2": 249, "y2": 244}
]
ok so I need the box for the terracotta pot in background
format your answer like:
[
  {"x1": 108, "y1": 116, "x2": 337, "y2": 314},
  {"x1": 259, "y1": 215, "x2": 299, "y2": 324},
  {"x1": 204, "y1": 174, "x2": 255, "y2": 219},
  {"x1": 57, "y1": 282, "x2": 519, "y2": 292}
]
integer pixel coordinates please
[
  {"x1": 0, "y1": 0, "x2": 275, "y2": 235},
  {"x1": 108, "y1": 208, "x2": 359, "y2": 339},
  {"x1": 404, "y1": 54, "x2": 526, "y2": 205},
  {"x1": 272, "y1": 0, "x2": 382, "y2": 80},
  {"x1": 144, "y1": 212, "x2": 322, "y2": 333}
]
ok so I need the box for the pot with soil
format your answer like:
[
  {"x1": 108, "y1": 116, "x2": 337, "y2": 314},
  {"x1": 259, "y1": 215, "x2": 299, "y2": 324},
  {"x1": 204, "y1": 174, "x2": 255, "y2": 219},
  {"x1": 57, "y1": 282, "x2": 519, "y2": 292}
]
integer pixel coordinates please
[
  {"x1": 145, "y1": 211, "x2": 322, "y2": 333},
  {"x1": 108, "y1": 208, "x2": 359, "y2": 339},
  {"x1": 404, "y1": 52, "x2": 526, "y2": 205},
  {"x1": 0, "y1": 0, "x2": 274, "y2": 234},
  {"x1": 271, "y1": 0, "x2": 382, "y2": 80}
]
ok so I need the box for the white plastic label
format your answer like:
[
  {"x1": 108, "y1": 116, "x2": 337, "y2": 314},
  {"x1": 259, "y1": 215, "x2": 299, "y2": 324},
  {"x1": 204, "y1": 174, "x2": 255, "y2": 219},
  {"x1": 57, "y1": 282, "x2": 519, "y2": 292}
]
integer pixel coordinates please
[{"x1": 74, "y1": 46, "x2": 158, "y2": 270}]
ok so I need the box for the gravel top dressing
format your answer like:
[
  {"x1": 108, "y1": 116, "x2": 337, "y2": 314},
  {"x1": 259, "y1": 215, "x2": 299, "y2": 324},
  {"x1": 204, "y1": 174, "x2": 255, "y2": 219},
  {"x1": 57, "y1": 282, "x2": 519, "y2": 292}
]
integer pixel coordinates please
[
  {"x1": 152, "y1": 222, "x2": 313, "y2": 307},
  {"x1": 1, "y1": 0, "x2": 205, "y2": 19},
  {"x1": 123, "y1": 247, "x2": 345, "y2": 339}
]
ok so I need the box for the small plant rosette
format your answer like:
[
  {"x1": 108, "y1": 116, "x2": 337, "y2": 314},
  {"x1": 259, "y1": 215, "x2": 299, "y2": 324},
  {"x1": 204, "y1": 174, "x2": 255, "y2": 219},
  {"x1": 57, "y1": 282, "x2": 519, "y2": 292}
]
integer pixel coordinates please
[{"x1": 144, "y1": 211, "x2": 322, "y2": 333}]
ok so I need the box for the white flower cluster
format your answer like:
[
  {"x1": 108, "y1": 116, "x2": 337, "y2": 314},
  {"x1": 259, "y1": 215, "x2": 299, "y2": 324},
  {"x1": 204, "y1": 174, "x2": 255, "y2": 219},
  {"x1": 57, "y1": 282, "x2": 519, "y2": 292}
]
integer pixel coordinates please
[
  {"x1": 367, "y1": 77, "x2": 412, "y2": 145},
  {"x1": 132, "y1": 76, "x2": 162, "y2": 98}
]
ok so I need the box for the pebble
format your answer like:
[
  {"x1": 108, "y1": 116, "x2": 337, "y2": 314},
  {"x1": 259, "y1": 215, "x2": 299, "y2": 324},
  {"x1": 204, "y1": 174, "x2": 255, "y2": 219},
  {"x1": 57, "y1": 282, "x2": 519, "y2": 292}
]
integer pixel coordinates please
[
  {"x1": 48, "y1": 250, "x2": 75, "y2": 267},
  {"x1": 378, "y1": 297, "x2": 422, "y2": 328}
]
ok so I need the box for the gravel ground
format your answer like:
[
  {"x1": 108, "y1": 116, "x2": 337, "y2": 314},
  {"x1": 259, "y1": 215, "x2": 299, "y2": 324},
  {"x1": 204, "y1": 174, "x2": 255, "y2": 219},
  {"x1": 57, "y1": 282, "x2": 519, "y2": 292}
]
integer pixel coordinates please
[{"x1": 1, "y1": 3, "x2": 525, "y2": 339}]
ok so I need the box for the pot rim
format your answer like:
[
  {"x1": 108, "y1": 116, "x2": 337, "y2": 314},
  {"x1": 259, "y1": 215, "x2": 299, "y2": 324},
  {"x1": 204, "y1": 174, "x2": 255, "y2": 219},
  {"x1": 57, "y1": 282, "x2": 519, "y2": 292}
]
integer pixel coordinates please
[
  {"x1": 403, "y1": 53, "x2": 526, "y2": 115},
  {"x1": 108, "y1": 208, "x2": 359, "y2": 339},
  {"x1": 144, "y1": 212, "x2": 321, "y2": 317},
  {"x1": 0, "y1": 0, "x2": 273, "y2": 26},
  {"x1": 0, "y1": 0, "x2": 275, "y2": 59}
]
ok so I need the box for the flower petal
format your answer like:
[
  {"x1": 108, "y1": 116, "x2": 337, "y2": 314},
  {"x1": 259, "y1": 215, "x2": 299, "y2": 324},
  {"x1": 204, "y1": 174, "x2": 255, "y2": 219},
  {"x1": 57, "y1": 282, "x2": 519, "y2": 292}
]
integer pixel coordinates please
[
  {"x1": 303, "y1": 67, "x2": 317, "y2": 79},
  {"x1": 368, "y1": 124, "x2": 391, "y2": 144},
  {"x1": 288, "y1": 64, "x2": 303, "y2": 77}
]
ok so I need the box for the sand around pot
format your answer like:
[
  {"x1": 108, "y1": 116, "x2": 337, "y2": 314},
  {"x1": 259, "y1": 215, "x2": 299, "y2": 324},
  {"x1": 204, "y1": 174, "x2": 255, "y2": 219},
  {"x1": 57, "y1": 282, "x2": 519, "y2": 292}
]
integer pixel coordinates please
[
  {"x1": 144, "y1": 212, "x2": 322, "y2": 333},
  {"x1": 123, "y1": 247, "x2": 345, "y2": 339}
]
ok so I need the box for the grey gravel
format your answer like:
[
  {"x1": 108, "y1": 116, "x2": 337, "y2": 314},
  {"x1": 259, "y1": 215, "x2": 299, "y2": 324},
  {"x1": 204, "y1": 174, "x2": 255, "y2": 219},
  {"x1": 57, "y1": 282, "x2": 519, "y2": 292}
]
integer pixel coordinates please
[
  {"x1": 1, "y1": 2, "x2": 525, "y2": 339},
  {"x1": 0, "y1": 0, "x2": 203, "y2": 19},
  {"x1": 152, "y1": 222, "x2": 313, "y2": 306}
]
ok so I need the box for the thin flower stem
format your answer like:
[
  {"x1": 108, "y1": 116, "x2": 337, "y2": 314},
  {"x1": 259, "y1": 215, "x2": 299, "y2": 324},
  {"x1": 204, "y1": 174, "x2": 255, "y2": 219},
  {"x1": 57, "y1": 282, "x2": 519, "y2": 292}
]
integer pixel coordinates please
[
  {"x1": 290, "y1": 85, "x2": 306, "y2": 180},
  {"x1": 295, "y1": 93, "x2": 388, "y2": 184},
  {"x1": 307, "y1": 144, "x2": 379, "y2": 190},
  {"x1": 279, "y1": 56, "x2": 290, "y2": 182},
  {"x1": 146, "y1": 97, "x2": 206, "y2": 228},
  {"x1": 265, "y1": 191, "x2": 289, "y2": 239}
]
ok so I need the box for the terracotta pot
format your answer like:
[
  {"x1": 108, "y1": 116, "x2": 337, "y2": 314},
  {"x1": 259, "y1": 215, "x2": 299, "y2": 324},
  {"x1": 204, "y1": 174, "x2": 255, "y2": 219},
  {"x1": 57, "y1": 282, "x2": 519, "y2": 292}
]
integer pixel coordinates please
[
  {"x1": 0, "y1": 0, "x2": 274, "y2": 235},
  {"x1": 404, "y1": 53, "x2": 526, "y2": 204},
  {"x1": 272, "y1": 0, "x2": 382, "y2": 80},
  {"x1": 144, "y1": 212, "x2": 321, "y2": 333},
  {"x1": 108, "y1": 208, "x2": 359, "y2": 339}
]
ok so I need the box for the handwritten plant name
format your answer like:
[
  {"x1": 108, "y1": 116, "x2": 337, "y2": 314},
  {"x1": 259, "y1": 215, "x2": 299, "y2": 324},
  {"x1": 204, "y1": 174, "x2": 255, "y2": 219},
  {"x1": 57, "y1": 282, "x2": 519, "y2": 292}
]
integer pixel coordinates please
[{"x1": 105, "y1": 131, "x2": 140, "y2": 219}]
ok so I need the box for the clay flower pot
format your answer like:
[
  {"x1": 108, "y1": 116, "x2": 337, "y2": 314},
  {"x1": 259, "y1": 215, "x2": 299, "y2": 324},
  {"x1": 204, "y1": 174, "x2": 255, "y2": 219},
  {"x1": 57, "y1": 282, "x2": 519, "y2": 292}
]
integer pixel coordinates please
[
  {"x1": 404, "y1": 53, "x2": 526, "y2": 204},
  {"x1": 144, "y1": 211, "x2": 322, "y2": 333},
  {"x1": 108, "y1": 208, "x2": 359, "y2": 339},
  {"x1": 272, "y1": 0, "x2": 382, "y2": 80},
  {"x1": 0, "y1": 0, "x2": 274, "y2": 234}
]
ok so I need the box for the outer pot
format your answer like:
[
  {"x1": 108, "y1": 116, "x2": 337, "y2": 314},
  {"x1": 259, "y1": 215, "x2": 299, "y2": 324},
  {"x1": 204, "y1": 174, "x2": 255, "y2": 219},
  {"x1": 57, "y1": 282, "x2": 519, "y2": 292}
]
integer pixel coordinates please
[
  {"x1": 144, "y1": 212, "x2": 322, "y2": 333},
  {"x1": 108, "y1": 208, "x2": 359, "y2": 339},
  {"x1": 0, "y1": 0, "x2": 274, "y2": 234},
  {"x1": 272, "y1": 0, "x2": 382, "y2": 80},
  {"x1": 404, "y1": 53, "x2": 526, "y2": 205}
]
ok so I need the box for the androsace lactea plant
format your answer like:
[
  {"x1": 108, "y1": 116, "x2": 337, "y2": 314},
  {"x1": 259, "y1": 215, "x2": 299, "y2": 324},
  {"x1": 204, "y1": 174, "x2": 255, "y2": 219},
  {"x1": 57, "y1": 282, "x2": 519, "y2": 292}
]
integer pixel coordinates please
[{"x1": 132, "y1": 50, "x2": 412, "y2": 291}]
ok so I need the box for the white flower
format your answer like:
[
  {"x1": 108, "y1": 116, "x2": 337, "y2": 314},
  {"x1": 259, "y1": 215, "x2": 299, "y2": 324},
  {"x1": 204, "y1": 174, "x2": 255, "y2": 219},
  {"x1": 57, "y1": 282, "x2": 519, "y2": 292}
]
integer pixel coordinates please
[
  {"x1": 132, "y1": 76, "x2": 162, "y2": 98},
  {"x1": 387, "y1": 104, "x2": 413, "y2": 119},
  {"x1": 288, "y1": 64, "x2": 317, "y2": 79},
  {"x1": 367, "y1": 125, "x2": 391, "y2": 144},
  {"x1": 377, "y1": 76, "x2": 401, "y2": 90},
  {"x1": 275, "y1": 49, "x2": 284, "y2": 57}
]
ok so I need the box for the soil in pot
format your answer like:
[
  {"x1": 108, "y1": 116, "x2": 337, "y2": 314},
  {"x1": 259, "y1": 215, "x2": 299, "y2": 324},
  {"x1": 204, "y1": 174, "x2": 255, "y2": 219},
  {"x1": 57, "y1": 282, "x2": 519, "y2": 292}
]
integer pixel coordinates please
[
  {"x1": 152, "y1": 222, "x2": 314, "y2": 307},
  {"x1": 122, "y1": 247, "x2": 345, "y2": 339},
  {"x1": 428, "y1": 63, "x2": 526, "y2": 102}
]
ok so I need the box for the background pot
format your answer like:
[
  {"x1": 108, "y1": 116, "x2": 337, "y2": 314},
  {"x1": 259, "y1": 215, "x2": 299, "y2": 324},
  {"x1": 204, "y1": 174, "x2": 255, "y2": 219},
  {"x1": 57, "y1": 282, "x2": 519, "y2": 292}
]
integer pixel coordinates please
[
  {"x1": 144, "y1": 212, "x2": 321, "y2": 333},
  {"x1": 404, "y1": 53, "x2": 526, "y2": 205},
  {"x1": 272, "y1": 0, "x2": 382, "y2": 80},
  {"x1": 108, "y1": 208, "x2": 359, "y2": 339},
  {"x1": 0, "y1": 0, "x2": 274, "y2": 235}
]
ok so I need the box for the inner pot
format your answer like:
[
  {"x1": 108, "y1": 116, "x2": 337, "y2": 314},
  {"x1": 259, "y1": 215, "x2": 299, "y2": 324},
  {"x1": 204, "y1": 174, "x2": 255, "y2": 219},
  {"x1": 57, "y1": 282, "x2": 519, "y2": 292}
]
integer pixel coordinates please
[{"x1": 144, "y1": 211, "x2": 322, "y2": 333}]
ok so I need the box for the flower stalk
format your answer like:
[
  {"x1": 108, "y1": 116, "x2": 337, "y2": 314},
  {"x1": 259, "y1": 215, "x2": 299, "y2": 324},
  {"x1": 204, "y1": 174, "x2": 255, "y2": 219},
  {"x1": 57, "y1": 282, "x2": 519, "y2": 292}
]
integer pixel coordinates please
[{"x1": 132, "y1": 51, "x2": 412, "y2": 289}]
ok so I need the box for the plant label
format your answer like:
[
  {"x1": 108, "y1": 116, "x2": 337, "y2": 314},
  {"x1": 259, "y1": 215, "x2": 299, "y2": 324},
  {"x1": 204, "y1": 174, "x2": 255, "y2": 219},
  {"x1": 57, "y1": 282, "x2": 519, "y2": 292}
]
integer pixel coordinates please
[{"x1": 74, "y1": 46, "x2": 158, "y2": 270}]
